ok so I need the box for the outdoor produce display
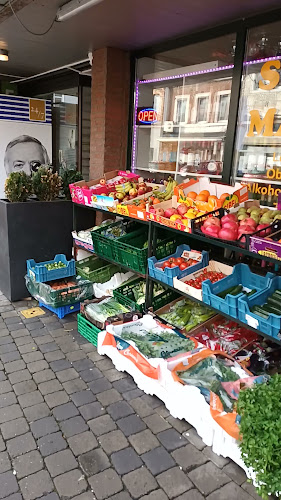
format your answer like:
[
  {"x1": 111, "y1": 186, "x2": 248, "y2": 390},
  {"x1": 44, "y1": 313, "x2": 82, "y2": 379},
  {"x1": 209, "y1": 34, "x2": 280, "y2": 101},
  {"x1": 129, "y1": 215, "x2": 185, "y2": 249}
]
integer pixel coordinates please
[
  {"x1": 25, "y1": 275, "x2": 93, "y2": 308},
  {"x1": 157, "y1": 298, "x2": 215, "y2": 332},
  {"x1": 66, "y1": 174, "x2": 281, "y2": 498}
]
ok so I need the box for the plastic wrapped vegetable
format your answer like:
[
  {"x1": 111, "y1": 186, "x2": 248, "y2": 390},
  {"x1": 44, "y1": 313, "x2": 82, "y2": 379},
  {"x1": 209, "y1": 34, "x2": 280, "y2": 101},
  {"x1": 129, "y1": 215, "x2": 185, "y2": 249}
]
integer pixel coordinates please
[{"x1": 159, "y1": 299, "x2": 214, "y2": 331}]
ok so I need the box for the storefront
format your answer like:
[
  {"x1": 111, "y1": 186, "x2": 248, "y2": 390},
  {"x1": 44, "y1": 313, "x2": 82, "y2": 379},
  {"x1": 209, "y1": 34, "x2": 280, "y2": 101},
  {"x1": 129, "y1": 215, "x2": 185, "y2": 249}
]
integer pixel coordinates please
[{"x1": 131, "y1": 12, "x2": 281, "y2": 207}]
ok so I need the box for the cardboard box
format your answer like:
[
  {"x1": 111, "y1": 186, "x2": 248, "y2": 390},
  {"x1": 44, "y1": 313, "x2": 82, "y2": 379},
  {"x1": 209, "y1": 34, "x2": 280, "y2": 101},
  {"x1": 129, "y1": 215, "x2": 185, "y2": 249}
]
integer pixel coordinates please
[
  {"x1": 250, "y1": 220, "x2": 281, "y2": 261},
  {"x1": 154, "y1": 297, "x2": 217, "y2": 337},
  {"x1": 173, "y1": 260, "x2": 233, "y2": 301},
  {"x1": 174, "y1": 178, "x2": 248, "y2": 212},
  {"x1": 147, "y1": 198, "x2": 202, "y2": 233},
  {"x1": 116, "y1": 183, "x2": 163, "y2": 220},
  {"x1": 69, "y1": 170, "x2": 139, "y2": 206}
]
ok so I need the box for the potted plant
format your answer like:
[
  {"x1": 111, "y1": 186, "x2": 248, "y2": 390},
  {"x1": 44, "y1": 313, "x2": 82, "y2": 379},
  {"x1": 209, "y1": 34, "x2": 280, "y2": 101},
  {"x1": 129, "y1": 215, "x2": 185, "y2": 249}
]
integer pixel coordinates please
[
  {"x1": 0, "y1": 166, "x2": 91, "y2": 301},
  {"x1": 237, "y1": 374, "x2": 281, "y2": 499}
]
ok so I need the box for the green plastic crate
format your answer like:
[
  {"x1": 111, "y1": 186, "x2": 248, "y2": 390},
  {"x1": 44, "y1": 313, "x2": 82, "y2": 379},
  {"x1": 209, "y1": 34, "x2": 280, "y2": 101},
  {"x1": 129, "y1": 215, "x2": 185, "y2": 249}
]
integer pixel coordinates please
[
  {"x1": 91, "y1": 221, "x2": 143, "y2": 261},
  {"x1": 113, "y1": 278, "x2": 179, "y2": 313},
  {"x1": 77, "y1": 313, "x2": 100, "y2": 347},
  {"x1": 76, "y1": 256, "x2": 119, "y2": 283},
  {"x1": 25, "y1": 275, "x2": 93, "y2": 308},
  {"x1": 114, "y1": 230, "x2": 182, "y2": 275}
]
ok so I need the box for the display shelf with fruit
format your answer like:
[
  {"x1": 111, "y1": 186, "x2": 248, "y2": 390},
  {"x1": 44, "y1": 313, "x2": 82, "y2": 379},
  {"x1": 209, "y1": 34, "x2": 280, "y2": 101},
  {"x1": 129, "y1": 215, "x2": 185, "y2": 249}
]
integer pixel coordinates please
[
  {"x1": 174, "y1": 260, "x2": 233, "y2": 301},
  {"x1": 116, "y1": 177, "x2": 176, "y2": 220},
  {"x1": 69, "y1": 170, "x2": 140, "y2": 206},
  {"x1": 148, "y1": 244, "x2": 209, "y2": 286},
  {"x1": 202, "y1": 263, "x2": 274, "y2": 319},
  {"x1": 174, "y1": 177, "x2": 248, "y2": 212}
]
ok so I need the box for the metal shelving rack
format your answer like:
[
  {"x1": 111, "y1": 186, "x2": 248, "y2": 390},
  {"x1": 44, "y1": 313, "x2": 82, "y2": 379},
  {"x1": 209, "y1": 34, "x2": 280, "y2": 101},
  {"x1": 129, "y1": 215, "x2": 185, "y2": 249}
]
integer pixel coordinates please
[{"x1": 73, "y1": 202, "x2": 281, "y2": 346}]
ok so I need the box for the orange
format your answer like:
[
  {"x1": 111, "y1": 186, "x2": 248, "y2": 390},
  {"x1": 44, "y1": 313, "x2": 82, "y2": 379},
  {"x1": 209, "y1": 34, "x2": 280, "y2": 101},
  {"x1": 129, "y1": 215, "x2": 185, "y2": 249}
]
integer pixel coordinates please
[
  {"x1": 153, "y1": 198, "x2": 160, "y2": 205},
  {"x1": 199, "y1": 190, "x2": 210, "y2": 197},
  {"x1": 187, "y1": 191, "x2": 197, "y2": 200},
  {"x1": 208, "y1": 195, "x2": 219, "y2": 206},
  {"x1": 196, "y1": 193, "x2": 208, "y2": 202},
  {"x1": 220, "y1": 193, "x2": 229, "y2": 202}
]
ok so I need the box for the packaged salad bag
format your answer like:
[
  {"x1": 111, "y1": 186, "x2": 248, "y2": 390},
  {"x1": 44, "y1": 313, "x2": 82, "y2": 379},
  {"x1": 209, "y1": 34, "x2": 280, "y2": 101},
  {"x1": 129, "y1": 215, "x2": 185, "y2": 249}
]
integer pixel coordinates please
[
  {"x1": 172, "y1": 347, "x2": 267, "y2": 439},
  {"x1": 99, "y1": 315, "x2": 198, "y2": 380}
]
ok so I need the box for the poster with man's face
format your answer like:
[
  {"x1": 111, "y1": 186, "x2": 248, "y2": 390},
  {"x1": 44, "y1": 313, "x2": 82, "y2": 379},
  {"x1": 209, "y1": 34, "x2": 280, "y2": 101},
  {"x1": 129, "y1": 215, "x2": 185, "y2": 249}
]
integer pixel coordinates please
[{"x1": 0, "y1": 95, "x2": 52, "y2": 198}]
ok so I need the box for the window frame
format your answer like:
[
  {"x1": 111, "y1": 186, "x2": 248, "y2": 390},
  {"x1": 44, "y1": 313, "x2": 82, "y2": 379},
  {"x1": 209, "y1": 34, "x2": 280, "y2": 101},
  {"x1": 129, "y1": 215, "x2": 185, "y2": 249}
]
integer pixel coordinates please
[
  {"x1": 194, "y1": 92, "x2": 211, "y2": 123},
  {"x1": 173, "y1": 94, "x2": 190, "y2": 124},
  {"x1": 215, "y1": 90, "x2": 231, "y2": 123}
]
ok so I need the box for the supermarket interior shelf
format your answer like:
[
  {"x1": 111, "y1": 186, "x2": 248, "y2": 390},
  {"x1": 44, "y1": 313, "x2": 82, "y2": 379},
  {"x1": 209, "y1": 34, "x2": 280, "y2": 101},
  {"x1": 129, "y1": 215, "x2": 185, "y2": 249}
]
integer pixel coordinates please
[{"x1": 149, "y1": 276, "x2": 281, "y2": 346}]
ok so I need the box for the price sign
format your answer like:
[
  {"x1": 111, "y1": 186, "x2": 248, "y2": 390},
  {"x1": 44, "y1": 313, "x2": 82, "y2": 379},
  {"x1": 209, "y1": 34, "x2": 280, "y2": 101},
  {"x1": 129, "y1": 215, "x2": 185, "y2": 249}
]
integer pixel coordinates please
[{"x1": 29, "y1": 99, "x2": 46, "y2": 122}]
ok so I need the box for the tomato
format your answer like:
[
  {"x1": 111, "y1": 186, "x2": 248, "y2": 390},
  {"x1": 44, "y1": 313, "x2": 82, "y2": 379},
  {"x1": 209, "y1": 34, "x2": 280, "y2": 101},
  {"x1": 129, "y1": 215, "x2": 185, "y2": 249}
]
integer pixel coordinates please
[
  {"x1": 170, "y1": 263, "x2": 177, "y2": 268},
  {"x1": 179, "y1": 262, "x2": 189, "y2": 271},
  {"x1": 175, "y1": 257, "x2": 184, "y2": 265},
  {"x1": 162, "y1": 261, "x2": 171, "y2": 269}
]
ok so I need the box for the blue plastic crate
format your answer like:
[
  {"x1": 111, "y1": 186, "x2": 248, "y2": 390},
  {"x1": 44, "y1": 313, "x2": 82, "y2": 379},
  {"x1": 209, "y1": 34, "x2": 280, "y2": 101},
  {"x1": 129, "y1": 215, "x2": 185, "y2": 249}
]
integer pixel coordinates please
[
  {"x1": 202, "y1": 263, "x2": 274, "y2": 319},
  {"x1": 148, "y1": 244, "x2": 209, "y2": 287},
  {"x1": 39, "y1": 301, "x2": 80, "y2": 319},
  {"x1": 27, "y1": 254, "x2": 76, "y2": 283},
  {"x1": 238, "y1": 276, "x2": 281, "y2": 340}
]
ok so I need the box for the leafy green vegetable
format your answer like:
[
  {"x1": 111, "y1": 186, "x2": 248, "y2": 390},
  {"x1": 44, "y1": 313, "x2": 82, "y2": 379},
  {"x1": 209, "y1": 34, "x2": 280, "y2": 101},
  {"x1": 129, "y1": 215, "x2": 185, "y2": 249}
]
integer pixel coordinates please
[
  {"x1": 121, "y1": 329, "x2": 195, "y2": 359},
  {"x1": 159, "y1": 299, "x2": 214, "y2": 331},
  {"x1": 237, "y1": 374, "x2": 281, "y2": 499},
  {"x1": 85, "y1": 298, "x2": 130, "y2": 323},
  {"x1": 177, "y1": 356, "x2": 240, "y2": 412}
]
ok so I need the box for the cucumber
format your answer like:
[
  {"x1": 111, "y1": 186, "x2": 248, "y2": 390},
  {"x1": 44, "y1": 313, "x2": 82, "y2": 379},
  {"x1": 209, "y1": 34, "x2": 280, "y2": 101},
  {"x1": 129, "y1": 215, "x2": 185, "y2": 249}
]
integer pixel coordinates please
[
  {"x1": 217, "y1": 284, "x2": 243, "y2": 299},
  {"x1": 230, "y1": 285, "x2": 244, "y2": 296},
  {"x1": 251, "y1": 306, "x2": 269, "y2": 318},
  {"x1": 246, "y1": 289, "x2": 257, "y2": 297},
  {"x1": 262, "y1": 303, "x2": 281, "y2": 315},
  {"x1": 267, "y1": 296, "x2": 281, "y2": 308},
  {"x1": 273, "y1": 289, "x2": 281, "y2": 297}
]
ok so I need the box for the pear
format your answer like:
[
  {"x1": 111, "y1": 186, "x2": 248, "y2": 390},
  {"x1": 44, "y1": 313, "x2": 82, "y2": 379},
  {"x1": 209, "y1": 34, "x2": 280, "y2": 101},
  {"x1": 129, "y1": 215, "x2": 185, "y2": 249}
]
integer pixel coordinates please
[
  {"x1": 251, "y1": 214, "x2": 260, "y2": 224},
  {"x1": 238, "y1": 214, "x2": 248, "y2": 221},
  {"x1": 260, "y1": 214, "x2": 272, "y2": 224},
  {"x1": 274, "y1": 215, "x2": 281, "y2": 222},
  {"x1": 272, "y1": 210, "x2": 281, "y2": 216},
  {"x1": 260, "y1": 208, "x2": 270, "y2": 215},
  {"x1": 247, "y1": 206, "x2": 257, "y2": 213},
  {"x1": 268, "y1": 211, "x2": 275, "y2": 219},
  {"x1": 238, "y1": 207, "x2": 247, "y2": 213}
]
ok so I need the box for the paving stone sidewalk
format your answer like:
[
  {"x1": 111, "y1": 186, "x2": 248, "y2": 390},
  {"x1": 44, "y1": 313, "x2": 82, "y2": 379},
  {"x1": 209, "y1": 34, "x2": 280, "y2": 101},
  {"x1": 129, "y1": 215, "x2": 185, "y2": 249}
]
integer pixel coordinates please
[{"x1": 0, "y1": 293, "x2": 263, "y2": 500}]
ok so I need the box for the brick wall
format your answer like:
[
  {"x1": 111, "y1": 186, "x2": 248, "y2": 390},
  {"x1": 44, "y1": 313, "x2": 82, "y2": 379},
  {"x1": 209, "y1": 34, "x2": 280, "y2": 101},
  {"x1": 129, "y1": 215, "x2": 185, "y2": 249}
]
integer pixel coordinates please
[{"x1": 90, "y1": 47, "x2": 130, "y2": 179}]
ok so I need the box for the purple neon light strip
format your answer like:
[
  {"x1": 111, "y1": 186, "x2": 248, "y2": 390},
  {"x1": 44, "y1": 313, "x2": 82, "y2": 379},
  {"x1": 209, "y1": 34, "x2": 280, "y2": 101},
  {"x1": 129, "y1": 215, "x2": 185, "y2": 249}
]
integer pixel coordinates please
[
  {"x1": 137, "y1": 55, "x2": 281, "y2": 85},
  {"x1": 132, "y1": 82, "x2": 139, "y2": 171}
]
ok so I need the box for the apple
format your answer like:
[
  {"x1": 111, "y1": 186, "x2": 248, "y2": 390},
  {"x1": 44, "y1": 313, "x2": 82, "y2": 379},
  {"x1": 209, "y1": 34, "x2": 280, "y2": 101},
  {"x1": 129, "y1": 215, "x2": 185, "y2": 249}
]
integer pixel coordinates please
[
  {"x1": 155, "y1": 208, "x2": 164, "y2": 216},
  {"x1": 138, "y1": 187, "x2": 146, "y2": 196},
  {"x1": 129, "y1": 188, "x2": 138, "y2": 196},
  {"x1": 164, "y1": 208, "x2": 177, "y2": 218},
  {"x1": 177, "y1": 203, "x2": 188, "y2": 216},
  {"x1": 115, "y1": 192, "x2": 125, "y2": 201}
]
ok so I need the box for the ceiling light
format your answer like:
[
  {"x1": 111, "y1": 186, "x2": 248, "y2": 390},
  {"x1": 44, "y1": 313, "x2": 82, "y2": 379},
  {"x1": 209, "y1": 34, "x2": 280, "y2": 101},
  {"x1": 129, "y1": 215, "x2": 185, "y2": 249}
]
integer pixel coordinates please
[
  {"x1": 0, "y1": 49, "x2": 8, "y2": 62},
  {"x1": 56, "y1": 0, "x2": 103, "y2": 22}
]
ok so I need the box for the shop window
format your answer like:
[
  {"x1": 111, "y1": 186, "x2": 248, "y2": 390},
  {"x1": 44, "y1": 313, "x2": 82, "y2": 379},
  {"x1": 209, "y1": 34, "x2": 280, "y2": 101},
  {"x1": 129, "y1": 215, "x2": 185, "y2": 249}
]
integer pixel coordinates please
[
  {"x1": 173, "y1": 95, "x2": 189, "y2": 124},
  {"x1": 133, "y1": 33, "x2": 235, "y2": 179},
  {"x1": 232, "y1": 20, "x2": 281, "y2": 206}
]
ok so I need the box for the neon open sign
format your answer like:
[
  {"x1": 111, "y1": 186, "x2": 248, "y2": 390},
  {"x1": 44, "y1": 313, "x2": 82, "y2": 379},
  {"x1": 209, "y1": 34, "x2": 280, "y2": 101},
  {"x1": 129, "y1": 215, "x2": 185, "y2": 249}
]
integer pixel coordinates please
[{"x1": 137, "y1": 107, "x2": 158, "y2": 124}]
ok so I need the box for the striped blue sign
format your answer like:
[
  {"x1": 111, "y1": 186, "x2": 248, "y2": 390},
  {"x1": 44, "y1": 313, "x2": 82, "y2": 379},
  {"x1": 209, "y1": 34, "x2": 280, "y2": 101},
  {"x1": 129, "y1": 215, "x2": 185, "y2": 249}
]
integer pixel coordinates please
[{"x1": 0, "y1": 95, "x2": 51, "y2": 124}]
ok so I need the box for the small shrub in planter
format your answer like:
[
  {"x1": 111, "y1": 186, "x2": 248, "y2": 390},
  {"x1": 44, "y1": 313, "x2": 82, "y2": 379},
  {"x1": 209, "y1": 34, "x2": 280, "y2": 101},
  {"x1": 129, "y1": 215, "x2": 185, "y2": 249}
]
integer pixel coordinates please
[
  {"x1": 4, "y1": 171, "x2": 33, "y2": 202},
  {"x1": 237, "y1": 373, "x2": 281, "y2": 499},
  {"x1": 32, "y1": 166, "x2": 62, "y2": 201},
  {"x1": 61, "y1": 169, "x2": 83, "y2": 200}
]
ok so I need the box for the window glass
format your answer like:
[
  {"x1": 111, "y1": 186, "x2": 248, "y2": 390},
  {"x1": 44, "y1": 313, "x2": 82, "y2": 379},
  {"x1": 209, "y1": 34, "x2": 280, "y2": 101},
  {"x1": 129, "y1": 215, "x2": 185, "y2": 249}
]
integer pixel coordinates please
[
  {"x1": 232, "y1": 20, "x2": 281, "y2": 206},
  {"x1": 134, "y1": 34, "x2": 235, "y2": 180}
]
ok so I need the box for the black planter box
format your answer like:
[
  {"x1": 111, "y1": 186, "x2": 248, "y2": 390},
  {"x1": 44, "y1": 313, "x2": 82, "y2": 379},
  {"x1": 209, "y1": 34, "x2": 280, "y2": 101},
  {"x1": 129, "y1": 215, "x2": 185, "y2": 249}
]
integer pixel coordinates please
[{"x1": 0, "y1": 199, "x2": 75, "y2": 302}]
